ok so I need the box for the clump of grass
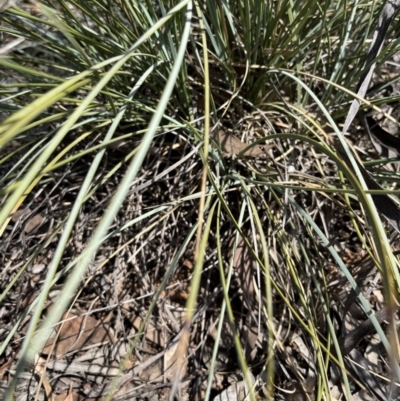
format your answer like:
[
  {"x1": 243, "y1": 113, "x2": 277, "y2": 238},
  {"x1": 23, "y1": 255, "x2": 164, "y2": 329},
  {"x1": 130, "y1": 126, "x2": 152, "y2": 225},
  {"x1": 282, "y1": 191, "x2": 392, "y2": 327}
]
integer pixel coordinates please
[{"x1": 1, "y1": 1, "x2": 400, "y2": 400}]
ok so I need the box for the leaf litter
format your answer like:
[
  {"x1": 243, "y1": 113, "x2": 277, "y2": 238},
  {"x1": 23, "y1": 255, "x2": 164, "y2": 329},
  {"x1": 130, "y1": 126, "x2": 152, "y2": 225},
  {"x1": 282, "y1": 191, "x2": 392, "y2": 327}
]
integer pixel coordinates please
[{"x1": 1, "y1": 1, "x2": 400, "y2": 400}]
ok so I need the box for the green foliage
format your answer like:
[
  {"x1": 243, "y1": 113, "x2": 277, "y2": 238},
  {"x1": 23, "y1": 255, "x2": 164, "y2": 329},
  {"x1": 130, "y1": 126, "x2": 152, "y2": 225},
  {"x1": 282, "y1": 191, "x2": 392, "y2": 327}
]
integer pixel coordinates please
[{"x1": 1, "y1": 1, "x2": 400, "y2": 400}]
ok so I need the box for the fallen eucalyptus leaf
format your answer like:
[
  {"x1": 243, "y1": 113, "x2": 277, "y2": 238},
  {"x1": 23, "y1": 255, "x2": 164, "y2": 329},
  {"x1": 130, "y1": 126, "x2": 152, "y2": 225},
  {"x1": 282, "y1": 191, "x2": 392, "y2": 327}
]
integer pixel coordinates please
[{"x1": 212, "y1": 130, "x2": 273, "y2": 158}]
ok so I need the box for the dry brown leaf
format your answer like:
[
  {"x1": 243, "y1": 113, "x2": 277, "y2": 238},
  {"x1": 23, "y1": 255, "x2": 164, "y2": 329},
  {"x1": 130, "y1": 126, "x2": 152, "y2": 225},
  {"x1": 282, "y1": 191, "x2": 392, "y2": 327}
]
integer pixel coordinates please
[
  {"x1": 0, "y1": 357, "x2": 14, "y2": 381},
  {"x1": 34, "y1": 354, "x2": 53, "y2": 399},
  {"x1": 169, "y1": 289, "x2": 189, "y2": 303},
  {"x1": 140, "y1": 358, "x2": 163, "y2": 382},
  {"x1": 133, "y1": 316, "x2": 164, "y2": 347},
  {"x1": 213, "y1": 373, "x2": 255, "y2": 401},
  {"x1": 11, "y1": 207, "x2": 31, "y2": 222},
  {"x1": 52, "y1": 393, "x2": 80, "y2": 401},
  {"x1": 212, "y1": 130, "x2": 273, "y2": 158},
  {"x1": 42, "y1": 313, "x2": 116, "y2": 357},
  {"x1": 25, "y1": 213, "x2": 44, "y2": 233},
  {"x1": 182, "y1": 259, "x2": 193, "y2": 269},
  {"x1": 164, "y1": 340, "x2": 187, "y2": 382},
  {"x1": 53, "y1": 383, "x2": 80, "y2": 401}
]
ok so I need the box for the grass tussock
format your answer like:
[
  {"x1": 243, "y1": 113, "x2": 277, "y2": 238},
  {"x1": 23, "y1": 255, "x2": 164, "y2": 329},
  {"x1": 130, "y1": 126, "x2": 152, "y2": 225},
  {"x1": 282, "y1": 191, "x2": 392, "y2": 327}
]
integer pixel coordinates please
[{"x1": 1, "y1": 1, "x2": 400, "y2": 400}]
